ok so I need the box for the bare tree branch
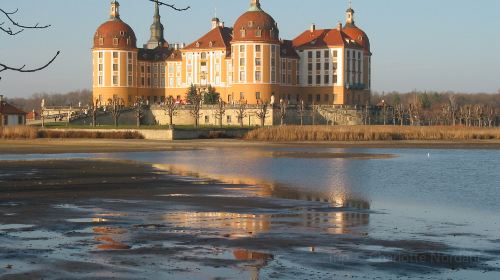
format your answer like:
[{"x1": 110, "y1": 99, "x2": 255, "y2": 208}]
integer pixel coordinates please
[
  {"x1": 0, "y1": 8, "x2": 51, "y2": 35},
  {"x1": 148, "y1": 0, "x2": 190, "y2": 12},
  {"x1": 0, "y1": 51, "x2": 60, "y2": 81}
]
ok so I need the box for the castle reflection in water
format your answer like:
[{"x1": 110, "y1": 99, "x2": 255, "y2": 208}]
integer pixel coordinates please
[{"x1": 156, "y1": 163, "x2": 370, "y2": 237}]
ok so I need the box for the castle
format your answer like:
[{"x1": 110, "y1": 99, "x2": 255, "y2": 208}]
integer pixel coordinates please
[{"x1": 92, "y1": 0, "x2": 371, "y2": 107}]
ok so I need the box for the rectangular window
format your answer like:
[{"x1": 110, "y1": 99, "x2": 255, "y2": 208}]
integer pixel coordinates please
[
  {"x1": 127, "y1": 76, "x2": 132, "y2": 86},
  {"x1": 113, "y1": 64, "x2": 118, "y2": 71},
  {"x1": 128, "y1": 52, "x2": 132, "y2": 59},
  {"x1": 205, "y1": 116, "x2": 210, "y2": 124},
  {"x1": 255, "y1": 45, "x2": 261, "y2": 52},
  {"x1": 226, "y1": 115, "x2": 232, "y2": 124},
  {"x1": 316, "y1": 51, "x2": 321, "y2": 58},
  {"x1": 316, "y1": 94, "x2": 321, "y2": 102},
  {"x1": 308, "y1": 75, "x2": 313, "y2": 85},
  {"x1": 113, "y1": 52, "x2": 118, "y2": 59},
  {"x1": 141, "y1": 77, "x2": 145, "y2": 86},
  {"x1": 98, "y1": 76, "x2": 103, "y2": 85},
  {"x1": 255, "y1": 58, "x2": 261, "y2": 66},
  {"x1": 333, "y1": 50, "x2": 338, "y2": 57},
  {"x1": 308, "y1": 63, "x2": 313, "y2": 71},
  {"x1": 255, "y1": 92, "x2": 261, "y2": 100},
  {"x1": 239, "y1": 45, "x2": 245, "y2": 52},
  {"x1": 316, "y1": 75, "x2": 321, "y2": 84},
  {"x1": 240, "y1": 58, "x2": 245, "y2": 66},
  {"x1": 316, "y1": 63, "x2": 321, "y2": 71},
  {"x1": 98, "y1": 52, "x2": 103, "y2": 59},
  {"x1": 240, "y1": 92, "x2": 245, "y2": 100},
  {"x1": 308, "y1": 51, "x2": 313, "y2": 59},
  {"x1": 324, "y1": 50, "x2": 330, "y2": 58},
  {"x1": 127, "y1": 64, "x2": 132, "y2": 72},
  {"x1": 240, "y1": 71, "x2": 246, "y2": 82},
  {"x1": 113, "y1": 75, "x2": 118, "y2": 86},
  {"x1": 255, "y1": 71, "x2": 262, "y2": 82},
  {"x1": 324, "y1": 62, "x2": 329, "y2": 70},
  {"x1": 324, "y1": 75, "x2": 329, "y2": 84}
]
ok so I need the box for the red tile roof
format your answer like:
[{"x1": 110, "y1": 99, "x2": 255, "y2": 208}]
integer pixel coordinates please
[
  {"x1": 0, "y1": 101, "x2": 27, "y2": 115},
  {"x1": 292, "y1": 28, "x2": 363, "y2": 50},
  {"x1": 184, "y1": 27, "x2": 233, "y2": 54}
]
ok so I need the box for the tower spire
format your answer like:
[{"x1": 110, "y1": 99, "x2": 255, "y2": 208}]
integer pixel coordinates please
[
  {"x1": 110, "y1": 0, "x2": 120, "y2": 20},
  {"x1": 145, "y1": 1, "x2": 166, "y2": 49}
]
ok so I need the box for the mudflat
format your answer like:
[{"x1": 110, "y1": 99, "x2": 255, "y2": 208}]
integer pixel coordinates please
[{"x1": 1, "y1": 159, "x2": 497, "y2": 279}]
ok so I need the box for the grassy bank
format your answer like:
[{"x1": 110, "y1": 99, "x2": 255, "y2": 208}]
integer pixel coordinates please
[
  {"x1": 0, "y1": 126, "x2": 143, "y2": 140},
  {"x1": 244, "y1": 126, "x2": 500, "y2": 142}
]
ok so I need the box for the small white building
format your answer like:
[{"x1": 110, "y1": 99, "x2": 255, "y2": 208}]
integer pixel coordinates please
[{"x1": 0, "y1": 95, "x2": 27, "y2": 126}]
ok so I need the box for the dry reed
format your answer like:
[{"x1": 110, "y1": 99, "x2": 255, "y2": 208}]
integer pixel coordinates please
[
  {"x1": 244, "y1": 126, "x2": 500, "y2": 142},
  {"x1": 0, "y1": 126, "x2": 144, "y2": 140}
]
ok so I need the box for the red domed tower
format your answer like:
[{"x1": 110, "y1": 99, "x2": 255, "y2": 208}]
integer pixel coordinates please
[
  {"x1": 92, "y1": 0, "x2": 138, "y2": 106},
  {"x1": 230, "y1": 0, "x2": 282, "y2": 104},
  {"x1": 343, "y1": 4, "x2": 372, "y2": 93}
]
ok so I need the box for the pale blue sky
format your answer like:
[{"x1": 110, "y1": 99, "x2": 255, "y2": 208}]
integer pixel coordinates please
[{"x1": 1, "y1": 0, "x2": 499, "y2": 97}]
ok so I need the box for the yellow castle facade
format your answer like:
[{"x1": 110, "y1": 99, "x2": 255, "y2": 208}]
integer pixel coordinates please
[{"x1": 92, "y1": 0, "x2": 372, "y2": 106}]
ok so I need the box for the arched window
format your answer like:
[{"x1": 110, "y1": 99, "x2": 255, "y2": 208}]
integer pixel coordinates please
[
  {"x1": 200, "y1": 52, "x2": 207, "y2": 59},
  {"x1": 113, "y1": 38, "x2": 119, "y2": 46}
]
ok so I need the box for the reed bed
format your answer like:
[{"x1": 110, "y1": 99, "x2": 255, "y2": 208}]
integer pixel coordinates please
[
  {"x1": 244, "y1": 126, "x2": 500, "y2": 142},
  {"x1": 0, "y1": 126, "x2": 143, "y2": 140}
]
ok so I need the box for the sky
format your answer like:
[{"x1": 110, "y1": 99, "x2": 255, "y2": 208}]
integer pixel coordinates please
[{"x1": 1, "y1": 0, "x2": 499, "y2": 98}]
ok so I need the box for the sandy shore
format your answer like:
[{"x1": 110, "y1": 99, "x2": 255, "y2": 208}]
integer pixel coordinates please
[
  {"x1": 1, "y1": 159, "x2": 498, "y2": 279},
  {"x1": 0, "y1": 138, "x2": 499, "y2": 155}
]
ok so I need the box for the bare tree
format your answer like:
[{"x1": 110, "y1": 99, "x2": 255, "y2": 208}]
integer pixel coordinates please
[
  {"x1": 236, "y1": 100, "x2": 247, "y2": 127},
  {"x1": 381, "y1": 101, "x2": 388, "y2": 125},
  {"x1": 107, "y1": 96, "x2": 124, "y2": 127},
  {"x1": 311, "y1": 102, "x2": 318, "y2": 125},
  {"x1": 214, "y1": 97, "x2": 226, "y2": 127},
  {"x1": 394, "y1": 104, "x2": 405, "y2": 126},
  {"x1": 189, "y1": 92, "x2": 203, "y2": 127},
  {"x1": 485, "y1": 106, "x2": 496, "y2": 127},
  {"x1": 90, "y1": 98, "x2": 100, "y2": 127},
  {"x1": 297, "y1": 99, "x2": 306, "y2": 126},
  {"x1": 279, "y1": 98, "x2": 288, "y2": 126},
  {"x1": 163, "y1": 96, "x2": 178, "y2": 127},
  {"x1": 256, "y1": 101, "x2": 269, "y2": 127},
  {"x1": 134, "y1": 96, "x2": 145, "y2": 127},
  {"x1": 0, "y1": 8, "x2": 60, "y2": 81}
]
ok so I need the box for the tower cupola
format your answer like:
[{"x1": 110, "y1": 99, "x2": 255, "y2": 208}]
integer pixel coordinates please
[
  {"x1": 345, "y1": 3, "x2": 355, "y2": 27},
  {"x1": 110, "y1": 0, "x2": 120, "y2": 20}
]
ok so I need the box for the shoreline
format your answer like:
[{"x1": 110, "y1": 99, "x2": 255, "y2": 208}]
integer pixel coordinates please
[{"x1": 0, "y1": 138, "x2": 499, "y2": 155}]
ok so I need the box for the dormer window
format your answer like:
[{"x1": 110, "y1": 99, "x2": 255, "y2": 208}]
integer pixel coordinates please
[
  {"x1": 113, "y1": 38, "x2": 119, "y2": 46},
  {"x1": 201, "y1": 52, "x2": 207, "y2": 59},
  {"x1": 209, "y1": 41, "x2": 214, "y2": 47},
  {"x1": 126, "y1": 38, "x2": 130, "y2": 45},
  {"x1": 99, "y1": 37, "x2": 104, "y2": 46},
  {"x1": 256, "y1": 27, "x2": 262, "y2": 37},
  {"x1": 120, "y1": 31, "x2": 125, "y2": 36},
  {"x1": 196, "y1": 42, "x2": 200, "y2": 47},
  {"x1": 240, "y1": 28, "x2": 246, "y2": 38},
  {"x1": 248, "y1": 21, "x2": 254, "y2": 28}
]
